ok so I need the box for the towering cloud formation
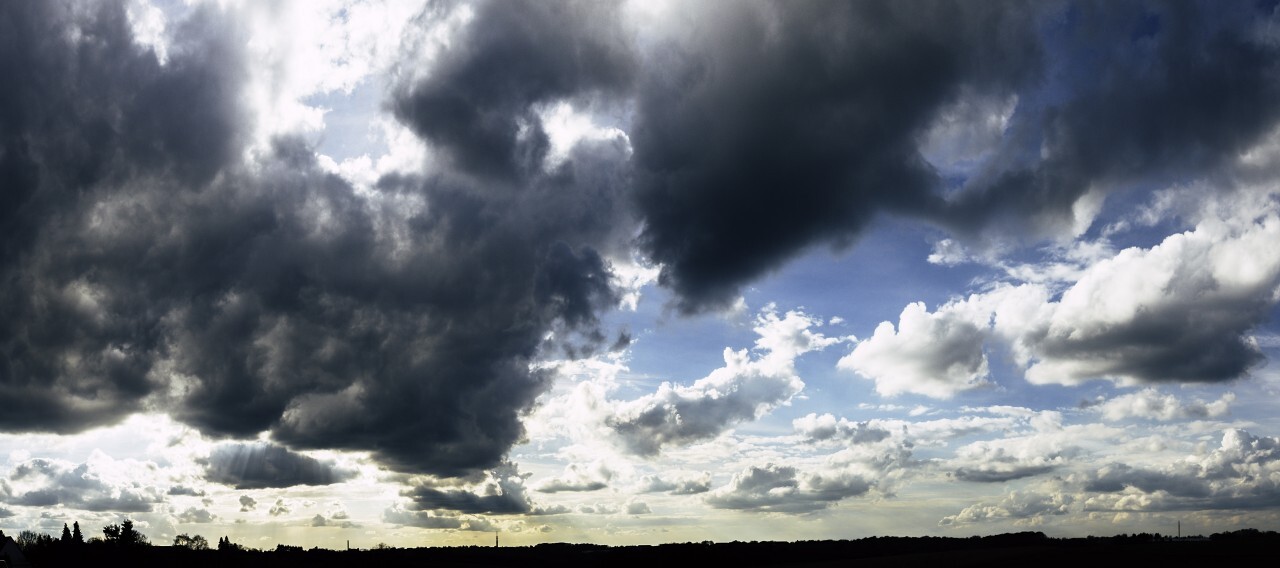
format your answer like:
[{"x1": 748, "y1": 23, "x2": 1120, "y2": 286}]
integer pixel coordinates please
[
  {"x1": 0, "y1": 1, "x2": 247, "y2": 433},
  {"x1": 0, "y1": 0, "x2": 634, "y2": 480}
]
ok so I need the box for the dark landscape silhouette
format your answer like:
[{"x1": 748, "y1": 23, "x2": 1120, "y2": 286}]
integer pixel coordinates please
[{"x1": 4, "y1": 522, "x2": 1279, "y2": 567}]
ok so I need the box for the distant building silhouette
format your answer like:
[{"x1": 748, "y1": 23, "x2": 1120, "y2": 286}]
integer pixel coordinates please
[{"x1": 0, "y1": 536, "x2": 32, "y2": 568}]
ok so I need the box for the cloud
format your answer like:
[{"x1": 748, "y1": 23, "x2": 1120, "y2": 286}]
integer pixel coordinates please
[
  {"x1": 867, "y1": 196, "x2": 1280, "y2": 390},
  {"x1": 946, "y1": 428, "x2": 1280, "y2": 524},
  {"x1": 940, "y1": 487, "x2": 1073, "y2": 526},
  {"x1": 608, "y1": 309, "x2": 840, "y2": 455},
  {"x1": 637, "y1": 472, "x2": 712, "y2": 496},
  {"x1": 624, "y1": 0, "x2": 1280, "y2": 322},
  {"x1": 203, "y1": 443, "x2": 354, "y2": 489},
  {"x1": 1083, "y1": 463, "x2": 1211, "y2": 498},
  {"x1": 948, "y1": 417, "x2": 1091, "y2": 483},
  {"x1": 382, "y1": 505, "x2": 500, "y2": 531},
  {"x1": 951, "y1": 445, "x2": 1075, "y2": 483},
  {"x1": 576, "y1": 503, "x2": 617, "y2": 515},
  {"x1": 7, "y1": 4, "x2": 1280, "y2": 528},
  {"x1": 625, "y1": 499, "x2": 651, "y2": 515},
  {"x1": 0, "y1": 0, "x2": 636, "y2": 482},
  {"x1": 0, "y1": 506, "x2": 13, "y2": 518},
  {"x1": 838, "y1": 302, "x2": 990, "y2": 398},
  {"x1": 871, "y1": 414, "x2": 1021, "y2": 448},
  {"x1": 1081, "y1": 429, "x2": 1280, "y2": 512},
  {"x1": 1, "y1": 453, "x2": 165, "y2": 512},
  {"x1": 166, "y1": 485, "x2": 205, "y2": 497},
  {"x1": 790, "y1": 414, "x2": 885, "y2": 448},
  {"x1": 382, "y1": 505, "x2": 463, "y2": 529},
  {"x1": 1015, "y1": 210, "x2": 1280, "y2": 385},
  {"x1": 1095, "y1": 389, "x2": 1235, "y2": 422},
  {"x1": 309, "y1": 512, "x2": 356, "y2": 528},
  {"x1": 175, "y1": 507, "x2": 216, "y2": 524},
  {"x1": 239, "y1": 495, "x2": 257, "y2": 512},
  {"x1": 705, "y1": 463, "x2": 871, "y2": 514},
  {"x1": 268, "y1": 498, "x2": 289, "y2": 516},
  {"x1": 943, "y1": 2, "x2": 1280, "y2": 242},
  {"x1": 534, "y1": 462, "x2": 613, "y2": 493},
  {"x1": 0, "y1": 0, "x2": 247, "y2": 435},
  {"x1": 630, "y1": 1, "x2": 1040, "y2": 312},
  {"x1": 390, "y1": 0, "x2": 635, "y2": 182},
  {"x1": 396, "y1": 462, "x2": 570, "y2": 516}
]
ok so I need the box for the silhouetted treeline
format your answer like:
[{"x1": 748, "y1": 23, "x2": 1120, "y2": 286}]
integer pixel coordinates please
[{"x1": 10, "y1": 529, "x2": 1280, "y2": 568}]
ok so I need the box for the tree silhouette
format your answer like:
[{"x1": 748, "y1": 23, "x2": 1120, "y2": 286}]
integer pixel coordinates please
[
  {"x1": 173, "y1": 533, "x2": 210, "y2": 550},
  {"x1": 16, "y1": 530, "x2": 40, "y2": 549},
  {"x1": 61, "y1": 523, "x2": 71, "y2": 543},
  {"x1": 103, "y1": 519, "x2": 148, "y2": 547},
  {"x1": 72, "y1": 522, "x2": 83, "y2": 544}
]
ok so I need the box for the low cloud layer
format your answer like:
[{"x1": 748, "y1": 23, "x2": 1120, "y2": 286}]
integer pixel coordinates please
[
  {"x1": 394, "y1": 462, "x2": 570, "y2": 516},
  {"x1": 1095, "y1": 389, "x2": 1235, "y2": 422},
  {"x1": 534, "y1": 462, "x2": 614, "y2": 493},
  {"x1": 607, "y1": 310, "x2": 839, "y2": 455},
  {"x1": 940, "y1": 486, "x2": 1073, "y2": 527},
  {"x1": 1, "y1": 454, "x2": 165, "y2": 512},
  {"x1": 637, "y1": 472, "x2": 712, "y2": 496},
  {"x1": 705, "y1": 463, "x2": 872, "y2": 514},
  {"x1": 942, "y1": 428, "x2": 1280, "y2": 526}
]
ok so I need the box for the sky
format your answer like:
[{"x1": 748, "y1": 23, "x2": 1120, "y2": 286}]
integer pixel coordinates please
[{"x1": 4, "y1": 0, "x2": 1280, "y2": 550}]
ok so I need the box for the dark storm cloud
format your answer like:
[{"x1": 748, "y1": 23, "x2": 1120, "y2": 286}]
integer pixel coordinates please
[
  {"x1": 630, "y1": 0, "x2": 1041, "y2": 311},
  {"x1": 0, "y1": 0, "x2": 247, "y2": 434},
  {"x1": 202, "y1": 442, "x2": 354, "y2": 489},
  {"x1": 630, "y1": 0, "x2": 1280, "y2": 312},
  {"x1": 945, "y1": 1, "x2": 1280, "y2": 239},
  {"x1": 399, "y1": 463, "x2": 542, "y2": 515},
  {"x1": 1, "y1": 0, "x2": 634, "y2": 480},
  {"x1": 9, "y1": 0, "x2": 1275, "y2": 499},
  {"x1": 390, "y1": 0, "x2": 635, "y2": 182},
  {"x1": 402, "y1": 484, "x2": 532, "y2": 515},
  {"x1": 246, "y1": 136, "x2": 632, "y2": 476}
]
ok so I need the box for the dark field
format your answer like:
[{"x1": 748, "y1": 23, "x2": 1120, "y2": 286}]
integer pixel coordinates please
[{"x1": 12, "y1": 530, "x2": 1280, "y2": 567}]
